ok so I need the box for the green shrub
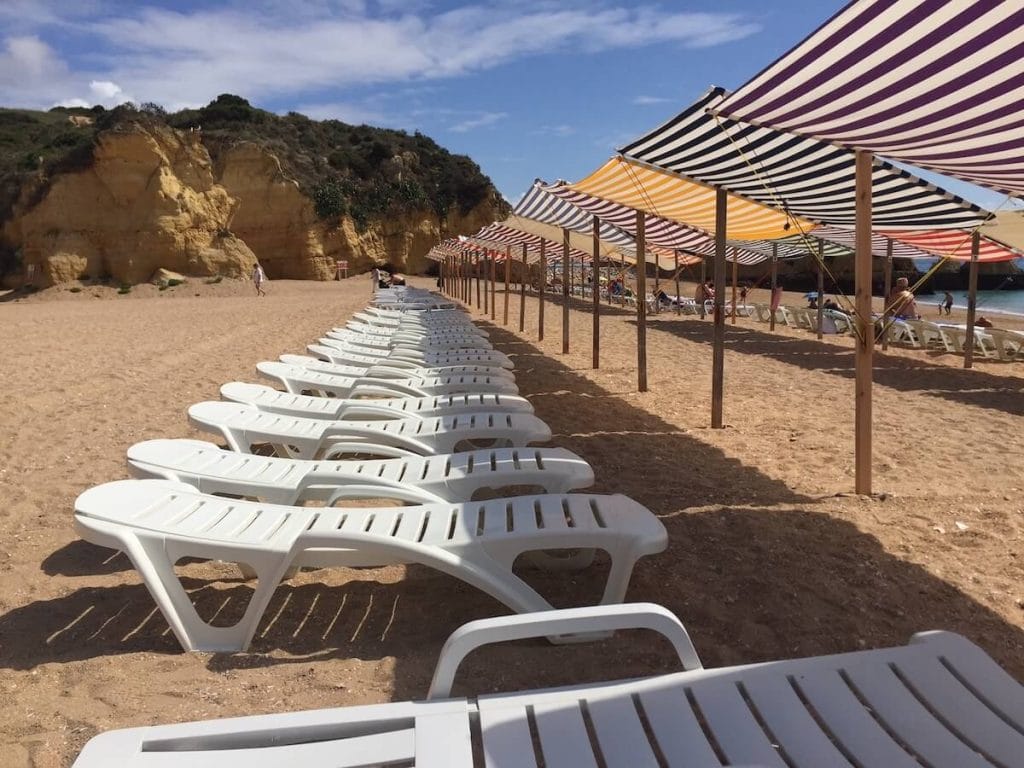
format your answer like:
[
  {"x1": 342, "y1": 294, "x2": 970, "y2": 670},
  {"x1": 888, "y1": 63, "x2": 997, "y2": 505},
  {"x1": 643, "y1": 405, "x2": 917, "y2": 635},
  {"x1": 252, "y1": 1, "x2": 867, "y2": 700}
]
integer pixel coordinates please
[
  {"x1": 68, "y1": 286, "x2": 82, "y2": 293},
  {"x1": 166, "y1": 278, "x2": 185, "y2": 287}
]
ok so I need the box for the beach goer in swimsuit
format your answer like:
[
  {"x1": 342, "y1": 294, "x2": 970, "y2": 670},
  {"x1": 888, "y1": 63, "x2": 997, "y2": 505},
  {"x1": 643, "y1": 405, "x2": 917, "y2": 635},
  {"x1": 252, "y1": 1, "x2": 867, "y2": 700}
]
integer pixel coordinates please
[
  {"x1": 942, "y1": 291, "x2": 954, "y2": 315},
  {"x1": 887, "y1": 277, "x2": 918, "y2": 319},
  {"x1": 252, "y1": 263, "x2": 266, "y2": 296}
]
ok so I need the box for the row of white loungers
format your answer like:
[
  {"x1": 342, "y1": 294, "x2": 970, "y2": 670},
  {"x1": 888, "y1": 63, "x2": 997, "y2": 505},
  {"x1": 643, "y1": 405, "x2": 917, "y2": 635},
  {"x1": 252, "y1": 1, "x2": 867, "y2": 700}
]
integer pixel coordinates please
[
  {"x1": 72, "y1": 286, "x2": 668, "y2": 655},
  {"x1": 72, "y1": 287, "x2": 1024, "y2": 767}
]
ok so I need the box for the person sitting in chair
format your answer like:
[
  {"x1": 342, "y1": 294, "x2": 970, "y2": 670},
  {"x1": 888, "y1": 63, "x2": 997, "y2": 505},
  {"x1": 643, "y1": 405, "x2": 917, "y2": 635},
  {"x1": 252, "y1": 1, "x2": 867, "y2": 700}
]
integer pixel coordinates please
[{"x1": 887, "y1": 277, "x2": 919, "y2": 319}]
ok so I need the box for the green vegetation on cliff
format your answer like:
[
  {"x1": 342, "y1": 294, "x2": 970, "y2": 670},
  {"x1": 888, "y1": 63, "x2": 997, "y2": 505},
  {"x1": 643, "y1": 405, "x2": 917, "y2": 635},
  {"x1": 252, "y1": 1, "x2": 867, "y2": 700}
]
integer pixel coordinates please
[{"x1": 0, "y1": 94, "x2": 507, "y2": 272}]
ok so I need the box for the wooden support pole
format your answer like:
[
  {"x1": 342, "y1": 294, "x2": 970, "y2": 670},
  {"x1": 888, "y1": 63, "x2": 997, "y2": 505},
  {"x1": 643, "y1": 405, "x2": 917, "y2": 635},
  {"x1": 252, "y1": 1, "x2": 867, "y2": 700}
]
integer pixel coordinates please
[
  {"x1": 475, "y1": 256, "x2": 481, "y2": 309},
  {"x1": 769, "y1": 246, "x2": 778, "y2": 331},
  {"x1": 489, "y1": 252, "x2": 496, "y2": 320},
  {"x1": 463, "y1": 253, "x2": 469, "y2": 303},
  {"x1": 881, "y1": 239, "x2": 894, "y2": 350},
  {"x1": 592, "y1": 216, "x2": 600, "y2": 369},
  {"x1": 965, "y1": 230, "x2": 981, "y2": 369},
  {"x1": 538, "y1": 239, "x2": 546, "y2": 341},
  {"x1": 712, "y1": 187, "x2": 727, "y2": 428},
  {"x1": 503, "y1": 245, "x2": 511, "y2": 325},
  {"x1": 699, "y1": 256, "x2": 707, "y2": 319},
  {"x1": 674, "y1": 251, "x2": 681, "y2": 315},
  {"x1": 483, "y1": 256, "x2": 489, "y2": 315},
  {"x1": 636, "y1": 210, "x2": 648, "y2": 392},
  {"x1": 817, "y1": 239, "x2": 825, "y2": 340},
  {"x1": 519, "y1": 243, "x2": 527, "y2": 332},
  {"x1": 562, "y1": 229, "x2": 570, "y2": 354},
  {"x1": 730, "y1": 251, "x2": 738, "y2": 326},
  {"x1": 854, "y1": 149, "x2": 873, "y2": 496}
]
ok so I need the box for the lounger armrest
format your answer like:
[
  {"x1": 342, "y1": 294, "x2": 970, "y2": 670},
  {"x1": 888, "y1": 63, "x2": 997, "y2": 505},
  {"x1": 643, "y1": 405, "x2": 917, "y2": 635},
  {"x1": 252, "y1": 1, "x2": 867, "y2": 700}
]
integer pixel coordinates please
[
  {"x1": 427, "y1": 603, "x2": 701, "y2": 699},
  {"x1": 323, "y1": 442, "x2": 421, "y2": 460}
]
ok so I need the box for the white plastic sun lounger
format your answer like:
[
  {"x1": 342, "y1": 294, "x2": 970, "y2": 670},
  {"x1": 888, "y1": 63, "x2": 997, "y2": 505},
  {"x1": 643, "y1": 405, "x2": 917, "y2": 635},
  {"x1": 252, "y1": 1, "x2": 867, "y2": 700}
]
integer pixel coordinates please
[
  {"x1": 343, "y1": 321, "x2": 490, "y2": 343},
  {"x1": 257, "y1": 362, "x2": 519, "y2": 398},
  {"x1": 329, "y1": 327, "x2": 494, "y2": 351},
  {"x1": 73, "y1": 481, "x2": 666, "y2": 651},
  {"x1": 189, "y1": 402, "x2": 551, "y2": 458},
  {"x1": 72, "y1": 601, "x2": 1024, "y2": 767},
  {"x1": 280, "y1": 353, "x2": 515, "y2": 381},
  {"x1": 278, "y1": 354, "x2": 515, "y2": 383},
  {"x1": 307, "y1": 343, "x2": 516, "y2": 372},
  {"x1": 220, "y1": 382, "x2": 534, "y2": 420},
  {"x1": 128, "y1": 439, "x2": 594, "y2": 504},
  {"x1": 317, "y1": 336, "x2": 513, "y2": 369},
  {"x1": 352, "y1": 311, "x2": 487, "y2": 335},
  {"x1": 987, "y1": 328, "x2": 1024, "y2": 361}
]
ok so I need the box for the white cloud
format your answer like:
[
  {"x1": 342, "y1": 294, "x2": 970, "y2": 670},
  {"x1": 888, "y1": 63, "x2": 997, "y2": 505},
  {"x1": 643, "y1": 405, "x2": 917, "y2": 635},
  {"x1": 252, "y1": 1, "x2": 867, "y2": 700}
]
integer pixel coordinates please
[
  {"x1": 89, "y1": 80, "x2": 122, "y2": 100},
  {"x1": 0, "y1": 4, "x2": 761, "y2": 112},
  {"x1": 633, "y1": 95, "x2": 671, "y2": 105},
  {"x1": 533, "y1": 124, "x2": 576, "y2": 137},
  {"x1": 291, "y1": 100, "x2": 389, "y2": 125},
  {"x1": 450, "y1": 111, "x2": 507, "y2": 133}
]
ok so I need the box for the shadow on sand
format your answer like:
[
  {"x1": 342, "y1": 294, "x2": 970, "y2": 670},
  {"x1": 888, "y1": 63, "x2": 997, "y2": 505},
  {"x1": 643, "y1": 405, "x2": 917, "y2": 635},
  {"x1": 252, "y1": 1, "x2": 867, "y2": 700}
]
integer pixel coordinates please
[{"x1": 3, "y1": 308, "x2": 1022, "y2": 703}]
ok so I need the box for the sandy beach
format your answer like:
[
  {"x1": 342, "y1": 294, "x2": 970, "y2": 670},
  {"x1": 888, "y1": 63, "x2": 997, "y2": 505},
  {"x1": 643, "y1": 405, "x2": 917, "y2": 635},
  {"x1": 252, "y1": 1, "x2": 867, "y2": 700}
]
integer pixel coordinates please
[{"x1": 3, "y1": 274, "x2": 1024, "y2": 766}]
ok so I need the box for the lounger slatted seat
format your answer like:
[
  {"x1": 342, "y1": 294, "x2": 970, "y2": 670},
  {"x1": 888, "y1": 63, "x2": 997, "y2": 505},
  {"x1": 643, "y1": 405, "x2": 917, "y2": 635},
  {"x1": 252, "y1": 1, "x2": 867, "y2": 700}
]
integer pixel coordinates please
[
  {"x1": 317, "y1": 337, "x2": 514, "y2": 368},
  {"x1": 352, "y1": 311, "x2": 488, "y2": 336},
  {"x1": 307, "y1": 343, "x2": 514, "y2": 372},
  {"x1": 280, "y1": 353, "x2": 515, "y2": 382},
  {"x1": 72, "y1": 602, "x2": 1024, "y2": 766},
  {"x1": 343, "y1": 321, "x2": 490, "y2": 344},
  {"x1": 257, "y1": 362, "x2": 518, "y2": 399},
  {"x1": 220, "y1": 383, "x2": 534, "y2": 420},
  {"x1": 189, "y1": 402, "x2": 551, "y2": 458},
  {"x1": 278, "y1": 353, "x2": 514, "y2": 384},
  {"x1": 328, "y1": 328, "x2": 494, "y2": 351},
  {"x1": 127, "y1": 439, "x2": 594, "y2": 504},
  {"x1": 73, "y1": 482, "x2": 666, "y2": 651}
]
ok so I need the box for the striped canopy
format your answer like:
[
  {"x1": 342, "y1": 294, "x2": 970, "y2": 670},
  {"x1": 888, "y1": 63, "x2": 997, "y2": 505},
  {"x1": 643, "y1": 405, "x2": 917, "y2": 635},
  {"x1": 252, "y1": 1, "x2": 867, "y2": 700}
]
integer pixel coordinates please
[
  {"x1": 620, "y1": 87, "x2": 986, "y2": 229},
  {"x1": 879, "y1": 229, "x2": 1022, "y2": 262},
  {"x1": 514, "y1": 183, "x2": 703, "y2": 267},
  {"x1": 567, "y1": 157, "x2": 816, "y2": 239},
  {"x1": 538, "y1": 180, "x2": 807, "y2": 265},
  {"x1": 714, "y1": 0, "x2": 1024, "y2": 198},
  {"x1": 467, "y1": 223, "x2": 592, "y2": 263}
]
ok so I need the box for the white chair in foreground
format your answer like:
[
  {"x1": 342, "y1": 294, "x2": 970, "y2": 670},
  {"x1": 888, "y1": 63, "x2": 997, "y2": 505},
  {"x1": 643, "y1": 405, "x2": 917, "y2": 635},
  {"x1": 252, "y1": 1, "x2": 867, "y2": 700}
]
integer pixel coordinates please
[
  {"x1": 73, "y1": 481, "x2": 666, "y2": 651},
  {"x1": 220, "y1": 382, "x2": 534, "y2": 420},
  {"x1": 73, "y1": 601, "x2": 1024, "y2": 766},
  {"x1": 128, "y1": 438, "x2": 595, "y2": 504},
  {"x1": 256, "y1": 362, "x2": 518, "y2": 399},
  {"x1": 279, "y1": 353, "x2": 515, "y2": 382},
  {"x1": 189, "y1": 402, "x2": 551, "y2": 458}
]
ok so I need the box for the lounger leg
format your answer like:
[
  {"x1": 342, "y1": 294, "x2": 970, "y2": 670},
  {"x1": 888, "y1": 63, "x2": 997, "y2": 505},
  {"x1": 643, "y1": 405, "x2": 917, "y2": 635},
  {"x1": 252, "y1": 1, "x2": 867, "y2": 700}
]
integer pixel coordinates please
[{"x1": 122, "y1": 534, "x2": 294, "y2": 652}]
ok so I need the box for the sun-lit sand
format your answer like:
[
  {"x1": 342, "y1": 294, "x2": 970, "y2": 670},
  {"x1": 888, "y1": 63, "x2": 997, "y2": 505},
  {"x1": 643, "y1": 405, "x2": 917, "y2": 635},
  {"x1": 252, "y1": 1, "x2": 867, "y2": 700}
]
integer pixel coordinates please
[{"x1": 2, "y1": 274, "x2": 1024, "y2": 766}]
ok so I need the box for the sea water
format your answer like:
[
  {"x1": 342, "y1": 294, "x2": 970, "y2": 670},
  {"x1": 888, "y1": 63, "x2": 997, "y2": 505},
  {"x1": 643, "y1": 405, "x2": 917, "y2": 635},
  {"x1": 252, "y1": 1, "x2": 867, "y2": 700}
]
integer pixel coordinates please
[{"x1": 919, "y1": 289, "x2": 1024, "y2": 318}]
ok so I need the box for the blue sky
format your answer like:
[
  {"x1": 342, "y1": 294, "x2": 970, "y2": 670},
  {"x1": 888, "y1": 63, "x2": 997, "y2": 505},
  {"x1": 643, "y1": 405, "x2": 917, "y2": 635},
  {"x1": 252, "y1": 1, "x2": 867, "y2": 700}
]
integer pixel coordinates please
[{"x1": 0, "y1": 0, "x2": 1017, "y2": 212}]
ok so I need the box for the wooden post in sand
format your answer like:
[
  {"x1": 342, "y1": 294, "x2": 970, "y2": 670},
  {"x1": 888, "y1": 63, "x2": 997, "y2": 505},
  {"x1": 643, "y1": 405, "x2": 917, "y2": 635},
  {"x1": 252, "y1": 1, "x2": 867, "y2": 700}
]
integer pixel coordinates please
[
  {"x1": 463, "y1": 252, "x2": 470, "y2": 303},
  {"x1": 562, "y1": 229, "x2": 570, "y2": 354},
  {"x1": 503, "y1": 245, "x2": 511, "y2": 325},
  {"x1": 816, "y1": 239, "x2": 825, "y2": 340},
  {"x1": 854, "y1": 149, "x2": 873, "y2": 496},
  {"x1": 711, "y1": 187, "x2": 726, "y2": 428},
  {"x1": 489, "y1": 252, "x2": 496, "y2": 321},
  {"x1": 636, "y1": 210, "x2": 648, "y2": 392},
  {"x1": 483, "y1": 255, "x2": 490, "y2": 315},
  {"x1": 538, "y1": 239, "x2": 546, "y2": 341},
  {"x1": 881, "y1": 239, "x2": 894, "y2": 350},
  {"x1": 592, "y1": 216, "x2": 600, "y2": 369},
  {"x1": 730, "y1": 250, "x2": 738, "y2": 326},
  {"x1": 475, "y1": 256, "x2": 482, "y2": 309},
  {"x1": 519, "y1": 243, "x2": 527, "y2": 332},
  {"x1": 674, "y1": 251, "x2": 681, "y2": 315},
  {"x1": 769, "y1": 245, "x2": 778, "y2": 331},
  {"x1": 964, "y1": 230, "x2": 981, "y2": 370}
]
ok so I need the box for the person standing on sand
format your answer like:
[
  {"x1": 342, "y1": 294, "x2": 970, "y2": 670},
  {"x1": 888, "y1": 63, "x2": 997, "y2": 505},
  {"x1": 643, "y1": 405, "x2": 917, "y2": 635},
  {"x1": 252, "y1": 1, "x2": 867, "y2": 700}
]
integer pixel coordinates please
[
  {"x1": 942, "y1": 291, "x2": 954, "y2": 315},
  {"x1": 252, "y1": 263, "x2": 266, "y2": 296}
]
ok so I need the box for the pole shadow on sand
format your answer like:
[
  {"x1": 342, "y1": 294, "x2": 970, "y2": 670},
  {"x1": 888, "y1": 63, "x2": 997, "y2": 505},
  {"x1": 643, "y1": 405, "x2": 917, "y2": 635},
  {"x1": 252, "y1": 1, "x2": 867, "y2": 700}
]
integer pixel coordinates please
[{"x1": 2, "y1": 311, "x2": 1022, "y2": 706}]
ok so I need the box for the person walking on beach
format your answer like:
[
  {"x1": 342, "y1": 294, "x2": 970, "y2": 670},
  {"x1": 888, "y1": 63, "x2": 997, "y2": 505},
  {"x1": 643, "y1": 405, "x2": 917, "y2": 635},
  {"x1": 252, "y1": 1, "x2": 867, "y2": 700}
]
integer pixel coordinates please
[
  {"x1": 252, "y1": 262, "x2": 266, "y2": 297},
  {"x1": 942, "y1": 291, "x2": 954, "y2": 315}
]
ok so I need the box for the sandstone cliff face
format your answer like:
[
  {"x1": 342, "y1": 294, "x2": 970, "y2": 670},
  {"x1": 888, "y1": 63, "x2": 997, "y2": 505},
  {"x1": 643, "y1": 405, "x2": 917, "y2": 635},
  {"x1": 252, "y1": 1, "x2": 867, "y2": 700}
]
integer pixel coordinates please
[{"x1": 1, "y1": 125, "x2": 502, "y2": 287}]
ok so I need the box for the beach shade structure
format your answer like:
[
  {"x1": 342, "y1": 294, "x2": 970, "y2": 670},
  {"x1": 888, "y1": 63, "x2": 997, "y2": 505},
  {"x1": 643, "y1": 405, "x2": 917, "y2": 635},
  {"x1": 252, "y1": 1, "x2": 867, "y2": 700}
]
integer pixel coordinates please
[
  {"x1": 620, "y1": 86, "x2": 988, "y2": 231},
  {"x1": 713, "y1": 0, "x2": 1024, "y2": 200}
]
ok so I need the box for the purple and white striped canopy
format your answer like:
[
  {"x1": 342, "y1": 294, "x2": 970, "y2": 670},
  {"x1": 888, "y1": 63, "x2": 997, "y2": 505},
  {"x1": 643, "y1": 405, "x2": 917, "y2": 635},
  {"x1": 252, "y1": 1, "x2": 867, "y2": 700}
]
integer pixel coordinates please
[{"x1": 715, "y1": 0, "x2": 1024, "y2": 198}]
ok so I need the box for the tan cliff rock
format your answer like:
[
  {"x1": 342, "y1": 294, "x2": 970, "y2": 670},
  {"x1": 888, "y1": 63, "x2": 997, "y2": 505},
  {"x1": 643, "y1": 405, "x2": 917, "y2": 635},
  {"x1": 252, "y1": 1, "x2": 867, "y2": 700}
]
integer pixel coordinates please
[{"x1": 1, "y1": 125, "x2": 503, "y2": 287}]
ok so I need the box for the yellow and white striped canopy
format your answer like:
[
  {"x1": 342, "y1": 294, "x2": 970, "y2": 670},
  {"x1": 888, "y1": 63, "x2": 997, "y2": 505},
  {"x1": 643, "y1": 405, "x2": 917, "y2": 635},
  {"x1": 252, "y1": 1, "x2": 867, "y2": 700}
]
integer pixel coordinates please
[{"x1": 569, "y1": 157, "x2": 816, "y2": 240}]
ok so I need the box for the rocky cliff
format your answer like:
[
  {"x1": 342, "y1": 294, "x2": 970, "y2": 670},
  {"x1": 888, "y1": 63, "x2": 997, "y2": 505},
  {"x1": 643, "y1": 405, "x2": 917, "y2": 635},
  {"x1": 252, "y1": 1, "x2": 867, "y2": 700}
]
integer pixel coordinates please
[{"x1": 1, "y1": 120, "x2": 504, "y2": 287}]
